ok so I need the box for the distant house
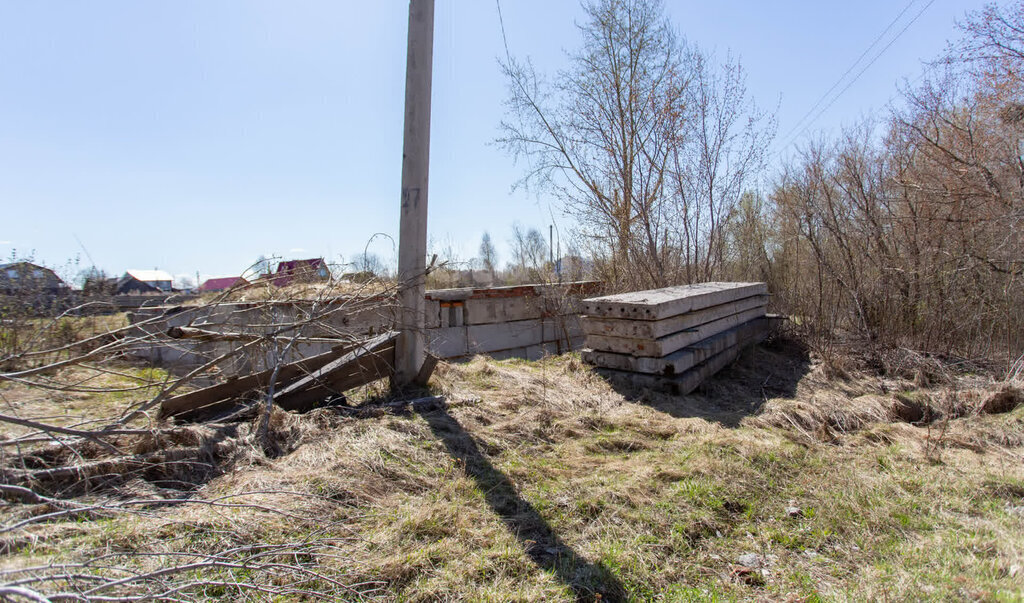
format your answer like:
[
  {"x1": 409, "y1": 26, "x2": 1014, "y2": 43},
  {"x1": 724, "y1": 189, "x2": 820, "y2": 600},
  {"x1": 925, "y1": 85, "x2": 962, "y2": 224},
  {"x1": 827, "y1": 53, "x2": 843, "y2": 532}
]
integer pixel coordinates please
[
  {"x1": 199, "y1": 276, "x2": 248, "y2": 293},
  {"x1": 270, "y1": 258, "x2": 330, "y2": 287},
  {"x1": 116, "y1": 269, "x2": 174, "y2": 295},
  {"x1": 0, "y1": 262, "x2": 67, "y2": 295}
]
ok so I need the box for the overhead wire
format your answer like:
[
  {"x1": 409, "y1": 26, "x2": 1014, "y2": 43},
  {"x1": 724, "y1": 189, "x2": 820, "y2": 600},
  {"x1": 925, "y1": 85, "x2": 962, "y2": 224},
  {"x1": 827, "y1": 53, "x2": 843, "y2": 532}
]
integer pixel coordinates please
[
  {"x1": 777, "y1": 0, "x2": 921, "y2": 147},
  {"x1": 494, "y1": 0, "x2": 513, "y2": 66},
  {"x1": 774, "y1": 0, "x2": 936, "y2": 158}
]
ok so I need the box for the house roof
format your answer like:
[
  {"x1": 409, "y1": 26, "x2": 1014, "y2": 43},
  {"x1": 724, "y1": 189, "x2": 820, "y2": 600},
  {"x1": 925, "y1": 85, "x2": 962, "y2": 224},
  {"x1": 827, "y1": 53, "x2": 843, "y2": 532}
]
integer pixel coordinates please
[
  {"x1": 199, "y1": 276, "x2": 248, "y2": 292},
  {"x1": 0, "y1": 261, "x2": 55, "y2": 272},
  {"x1": 274, "y1": 258, "x2": 325, "y2": 273},
  {"x1": 271, "y1": 258, "x2": 328, "y2": 287},
  {"x1": 115, "y1": 274, "x2": 161, "y2": 293},
  {"x1": 0, "y1": 262, "x2": 66, "y2": 288},
  {"x1": 126, "y1": 269, "x2": 173, "y2": 283}
]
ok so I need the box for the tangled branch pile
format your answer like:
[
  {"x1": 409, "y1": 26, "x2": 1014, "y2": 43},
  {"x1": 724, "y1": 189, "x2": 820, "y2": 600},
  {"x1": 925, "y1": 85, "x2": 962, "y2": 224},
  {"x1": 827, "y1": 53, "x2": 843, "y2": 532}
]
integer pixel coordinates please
[{"x1": 0, "y1": 278, "x2": 400, "y2": 600}]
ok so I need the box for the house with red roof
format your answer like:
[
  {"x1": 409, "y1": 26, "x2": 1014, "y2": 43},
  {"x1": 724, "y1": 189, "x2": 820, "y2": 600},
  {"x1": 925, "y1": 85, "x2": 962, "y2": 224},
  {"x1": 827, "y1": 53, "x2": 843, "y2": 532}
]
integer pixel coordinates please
[
  {"x1": 199, "y1": 276, "x2": 249, "y2": 293},
  {"x1": 270, "y1": 258, "x2": 330, "y2": 287}
]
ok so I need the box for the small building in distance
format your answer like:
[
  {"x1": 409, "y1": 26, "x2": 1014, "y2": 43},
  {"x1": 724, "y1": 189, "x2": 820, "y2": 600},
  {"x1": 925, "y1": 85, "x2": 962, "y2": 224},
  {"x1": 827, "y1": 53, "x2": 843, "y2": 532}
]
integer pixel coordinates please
[
  {"x1": 199, "y1": 276, "x2": 249, "y2": 293},
  {"x1": 116, "y1": 269, "x2": 174, "y2": 295},
  {"x1": 270, "y1": 258, "x2": 330, "y2": 287},
  {"x1": 0, "y1": 261, "x2": 67, "y2": 295}
]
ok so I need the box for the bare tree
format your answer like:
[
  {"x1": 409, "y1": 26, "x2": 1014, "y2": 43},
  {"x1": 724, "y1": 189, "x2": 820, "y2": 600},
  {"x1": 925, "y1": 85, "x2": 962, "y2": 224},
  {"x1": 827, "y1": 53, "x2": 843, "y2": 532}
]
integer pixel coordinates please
[
  {"x1": 949, "y1": 0, "x2": 1024, "y2": 93},
  {"x1": 508, "y1": 223, "x2": 548, "y2": 283},
  {"x1": 499, "y1": 0, "x2": 775, "y2": 289},
  {"x1": 478, "y1": 231, "x2": 497, "y2": 278},
  {"x1": 767, "y1": 1, "x2": 1024, "y2": 363},
  {"x1": 500, "y1": 0, "x2": 686, "y2": 284},
  {"x1": 670, "y1": 52, "x2": 776, "y2": 283},
  {"x1": 352, "y1": 251, "x2": 386, "y2": 279}
]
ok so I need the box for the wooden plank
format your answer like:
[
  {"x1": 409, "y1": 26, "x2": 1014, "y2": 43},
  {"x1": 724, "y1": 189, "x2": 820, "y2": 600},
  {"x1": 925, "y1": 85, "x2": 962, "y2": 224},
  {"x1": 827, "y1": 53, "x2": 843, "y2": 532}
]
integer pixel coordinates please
[
  {"x1": 582, "y1": 295, "x2": 766, "y2": 339},
  {"x1": 582, "y1": 317, "x2": 770, "y2": 375},
  {"x1": 582, "y1": 282, "x2": 766, "y2": 321},
  {"x1": 584, "y1": 306, "x2": 765, "y2": 357},
  {"x1": 166, "y1": 326, "x2": 344, "y2": 345},
  {"x1": 595, "y1": 319, "x2": 771, "y2": 395},
  {"x1": 275, "y1": 346, "x2": 396, "y2": 412},
  {"x1": 159, "y1": 341, "x2": 359, "y2": 419},
  {"x1": 414, "y1": 353, "x2": 439, "y2": 386},
  {"x1": 273, "y1": 332, "x2": 397, "y2": 412}
]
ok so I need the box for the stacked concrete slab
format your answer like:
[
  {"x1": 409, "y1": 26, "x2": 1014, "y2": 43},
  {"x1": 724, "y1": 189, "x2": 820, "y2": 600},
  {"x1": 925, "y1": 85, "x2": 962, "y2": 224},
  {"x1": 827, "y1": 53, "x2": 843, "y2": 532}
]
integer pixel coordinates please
[
  {"x1": 581, "y1": 282, "x2": 774, "y2": 394},
  {"x1": 129, "y1": 281, "x2": 601, "y2": 373},
  {"x1": 425, "y1": 282, "x2": 598, "y2": 360}
]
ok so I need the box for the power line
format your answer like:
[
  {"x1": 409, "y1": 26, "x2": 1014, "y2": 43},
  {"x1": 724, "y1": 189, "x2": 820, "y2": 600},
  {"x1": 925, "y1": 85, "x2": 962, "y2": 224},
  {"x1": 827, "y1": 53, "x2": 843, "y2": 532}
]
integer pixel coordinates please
[
  {"x1": 778, "y1": 0, "x2": 921, "y2": 147},
  {"x1": 775, "y1": 0, "x2": 935, "y2": 158},
  {"x1": 72, "y1": 233, "x2": 97, "y2": 270},
  {"x1": 494, "y1": 0, "x2": 513, "y2": 66},
  {"x1": 792, "y1": 0, "x2": 936, "y2": 145}
]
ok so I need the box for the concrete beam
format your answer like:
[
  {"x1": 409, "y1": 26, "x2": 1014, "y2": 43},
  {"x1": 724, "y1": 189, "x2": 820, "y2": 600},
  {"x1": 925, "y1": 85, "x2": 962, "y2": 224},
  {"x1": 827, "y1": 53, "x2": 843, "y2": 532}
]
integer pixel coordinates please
[
  {"x1": 582, "y1": 317, "x2": 770, "y2": 375},
  {"x1": 463, "y1": 296, "x2": 543, "y2": 325},
  {"x1": 595, "y1": 319, "x2": 771, "y2": 395},
  {"x1": 582, "y1": 282, "x2": 766, "y2": 321},
  {"x1": 582, "y1": 295, "x2": 766, "y2": 339},
  {"x1": 583, "y1": 306, "x2": 765, "y2": 357},
  {"x1": 427, "y1": 326, "x2": 468, "y2": 358}
]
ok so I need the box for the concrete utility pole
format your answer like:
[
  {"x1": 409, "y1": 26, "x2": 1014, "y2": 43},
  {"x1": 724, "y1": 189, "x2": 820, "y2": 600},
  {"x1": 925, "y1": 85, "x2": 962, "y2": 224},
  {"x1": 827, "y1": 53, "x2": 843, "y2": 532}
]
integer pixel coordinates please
[
  {"x1": 549, "y1": 224, "x2": 554, "y2": 266},
  {"x1": 394, "y1": 0, "x2": 435, "y2": 388}
]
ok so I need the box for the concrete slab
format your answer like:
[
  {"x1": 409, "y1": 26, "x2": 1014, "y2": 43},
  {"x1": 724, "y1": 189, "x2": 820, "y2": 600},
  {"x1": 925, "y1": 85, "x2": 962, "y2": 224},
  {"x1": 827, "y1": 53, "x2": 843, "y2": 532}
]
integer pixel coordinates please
[
  {"x1": 582, "y1": 317, "x2": 769, "y2": 374},
  {"x1": 463, "y1": 295, "x2": 543, "y2": 325},
  {"x1": 582, "y1": 282, "x2": 766, "y2": 321},
  {"x1": 582, "y1": 295, "x2": 766, "y2": 339},
  {"x1": 427, "y1": 326, "x2": 469, "y2": 358},
  {"x1": 425, "y1": 299, "x2": 441, "y2": 329},
  {"x1": 543, "y1": 315, "x2": 584, "y2": 344},
  {"x1": 486, "y1": 336, "x2": 587, "y2": 361},
  {"x1": 584, "y1": 306, "x2": 765, "y2": 357},
  {"x1": 595, "y1": 320, "x2": 770, "y2": 394},
  {"x1": 467, "y1": 320, "x2": 544, "y2": 353}
]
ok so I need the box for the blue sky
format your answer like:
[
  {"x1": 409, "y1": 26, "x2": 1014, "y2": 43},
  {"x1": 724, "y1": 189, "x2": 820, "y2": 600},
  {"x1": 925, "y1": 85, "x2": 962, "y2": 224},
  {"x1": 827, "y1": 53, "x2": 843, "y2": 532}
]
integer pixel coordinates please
[{"x1": 0, "y1": 0, "x2": 986, "y2": 284}]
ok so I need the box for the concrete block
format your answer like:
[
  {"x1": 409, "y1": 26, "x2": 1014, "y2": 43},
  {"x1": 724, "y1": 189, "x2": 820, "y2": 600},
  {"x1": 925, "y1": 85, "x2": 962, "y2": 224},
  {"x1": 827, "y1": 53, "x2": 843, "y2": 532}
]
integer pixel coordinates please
[
  {"x1": 463, "y1": 296, "x2": 543, "y2": 325},
  {"x1": 428, "y1": 326, "x2": 469, "y2": 358},
  {"x1": 584, "y1": 306, "x2": 766, "y2": 357},
  {"x1": 487, "y1": 346, "x2": 529, "y2": 361},
  {"x1": 542, "y1": 315, "x2": 583, "y2": 343},
  {"x1": 582, "y1": 295, "x2": 767, "y2": 339},
  {"x1": 467, "y1": 320, "x2": 544, "y2": 354},
  {"x1": 582, "y1": 317, "x2": 769, "y2": 374},
  {"x1": 425, "y1": 300, "x2": 441, "y2": 329},
  {"x1": 582, "y1": 282, "x2": 767, "y2": 321},
  {"x1": 595, "y1": 321, "x2": 771, "y2": 395}
]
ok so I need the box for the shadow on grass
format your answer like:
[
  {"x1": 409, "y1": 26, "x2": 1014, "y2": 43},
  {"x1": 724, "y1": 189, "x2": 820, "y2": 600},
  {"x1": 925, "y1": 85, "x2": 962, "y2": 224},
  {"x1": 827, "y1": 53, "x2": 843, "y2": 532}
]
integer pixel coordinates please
[
  {"x1": 602, "y1": 337, "x2": 813, "y2": 428},
  {"x1": 417, "y1": 403, "x2": 627, "y2": 602}
]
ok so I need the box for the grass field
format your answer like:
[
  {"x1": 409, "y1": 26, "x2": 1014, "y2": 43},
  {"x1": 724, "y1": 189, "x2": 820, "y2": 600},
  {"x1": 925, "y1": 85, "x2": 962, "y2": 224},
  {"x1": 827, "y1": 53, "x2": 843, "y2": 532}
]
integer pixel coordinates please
[{"x1": 1, "y1": 338, "x2": 1022, "y2": 601}]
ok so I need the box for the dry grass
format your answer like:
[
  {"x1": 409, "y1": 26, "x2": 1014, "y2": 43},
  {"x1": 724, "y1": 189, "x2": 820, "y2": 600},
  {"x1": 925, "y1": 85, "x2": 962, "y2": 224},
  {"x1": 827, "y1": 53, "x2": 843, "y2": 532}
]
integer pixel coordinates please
[
  {"x1": 191, "y1": 279, "x2": 394, "y2": 304},
  {"x1": 2, "y1": 339, "x2": 1023, "y2": 601}
]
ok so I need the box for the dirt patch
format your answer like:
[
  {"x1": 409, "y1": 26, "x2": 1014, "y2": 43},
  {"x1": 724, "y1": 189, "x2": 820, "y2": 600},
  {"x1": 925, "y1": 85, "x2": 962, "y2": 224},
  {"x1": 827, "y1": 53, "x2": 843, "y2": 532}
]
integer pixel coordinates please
[{"x1": 980, "y1": 386, "x2": 1024, "y2": 415}]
